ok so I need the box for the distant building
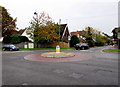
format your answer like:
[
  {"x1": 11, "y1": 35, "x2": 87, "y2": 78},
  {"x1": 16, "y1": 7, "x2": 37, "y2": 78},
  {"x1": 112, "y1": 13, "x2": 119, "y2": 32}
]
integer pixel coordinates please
[{"x1": 70, "y1": 31, "x2": 86, "y2": 42}]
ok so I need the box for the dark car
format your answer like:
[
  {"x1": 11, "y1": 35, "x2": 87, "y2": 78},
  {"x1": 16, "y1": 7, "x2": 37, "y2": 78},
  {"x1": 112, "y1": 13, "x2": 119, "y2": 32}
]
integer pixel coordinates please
[
  {"x1": 74, "y1": 43, "x2": 89, "y2": 50},
  {"x1": 2, "y1": 45, "x2": 19, "y2": 51}
]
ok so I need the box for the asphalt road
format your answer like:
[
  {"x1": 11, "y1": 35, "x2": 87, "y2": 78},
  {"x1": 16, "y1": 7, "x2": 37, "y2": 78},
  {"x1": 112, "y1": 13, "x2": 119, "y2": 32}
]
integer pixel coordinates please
[{"x1": 2, "y1": 46, "x2": 118, "y2": 85}]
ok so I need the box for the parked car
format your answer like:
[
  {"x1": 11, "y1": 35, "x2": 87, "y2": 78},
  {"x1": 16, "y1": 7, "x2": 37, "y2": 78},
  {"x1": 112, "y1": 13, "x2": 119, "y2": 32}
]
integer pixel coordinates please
[
  {"x1": 2, "y1": 45, "x2": 19, "y2": 51},
  {"x1": 74, "y1": 43, "x2": 89, "y2": 50}
]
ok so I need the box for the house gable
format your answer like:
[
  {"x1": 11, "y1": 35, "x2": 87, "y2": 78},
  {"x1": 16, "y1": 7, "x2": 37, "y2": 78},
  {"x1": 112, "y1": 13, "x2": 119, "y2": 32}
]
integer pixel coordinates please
[{"x1": 60, "y1": 24, "x2": 70, "y2": 41}]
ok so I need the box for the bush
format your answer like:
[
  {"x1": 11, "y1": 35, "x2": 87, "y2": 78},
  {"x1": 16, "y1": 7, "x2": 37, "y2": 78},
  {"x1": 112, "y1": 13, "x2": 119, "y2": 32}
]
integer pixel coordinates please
[
  {"x1": 3, "y1": 36, "x2": 11, "y2": 44},
  {"x1": 11, "y1": 35, "x2": 21, "y2": 44},
  {"x1": 20, "y1": 36, "x2": 29, "y2": 42},
  {"x1": 87, "y1": 40, "x2": 95, "y2": 47},
  {"x1": 70, "y1": 35, "x2": 80, "y2": 47},
  {"x1": 95, "y1": 41, "x2": 104, "y2": 46},
  {"x1": 3, "y1": 35, "x2": 29, "y2": 44},
  {"x1": 86, "y1": 37, "x2": 95, "y2": 47}
]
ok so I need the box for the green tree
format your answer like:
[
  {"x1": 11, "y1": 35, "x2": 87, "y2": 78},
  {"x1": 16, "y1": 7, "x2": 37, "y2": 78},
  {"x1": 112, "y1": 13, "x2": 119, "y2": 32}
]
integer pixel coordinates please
[
  {"x1": 112, "y1": 27, "x2": 120, "y2": 49},
  {"x1": 20, "y1": 36, "x2": 29, "y2": 42},
  {"x1": 2, "y1": 36, "x2": 11, "y2": 44},
  {"x1": 0, "y1": 6, "x2": 17, "y2": 37},
  {"x1": 11, "y1": 35, "x2": 21, "y2": 44},
  {"x1": 112, "y1": 27, "x2": 120, "y2": 40},
  {"x1": 95, "y1": 35, "x2": 104, "y2": 46},
  {"x1": 70, "y1": 35, "x2": 80, "y2": 47},
  {"x1": 85, "y1": 27, "x2": 95, "y2": 47}
]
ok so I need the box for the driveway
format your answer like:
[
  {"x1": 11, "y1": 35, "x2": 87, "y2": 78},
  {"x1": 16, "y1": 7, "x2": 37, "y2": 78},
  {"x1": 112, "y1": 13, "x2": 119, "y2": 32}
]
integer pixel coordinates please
[{"x1": 2, "y1": 46, "x2": 118, "y2": 85}]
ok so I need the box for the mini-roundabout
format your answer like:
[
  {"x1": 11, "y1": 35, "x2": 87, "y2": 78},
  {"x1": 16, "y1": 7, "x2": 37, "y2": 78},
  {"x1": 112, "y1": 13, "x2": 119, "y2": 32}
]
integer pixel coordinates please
[{"x1": 24, "y1": 51, "x2": 91, "y2": 62}]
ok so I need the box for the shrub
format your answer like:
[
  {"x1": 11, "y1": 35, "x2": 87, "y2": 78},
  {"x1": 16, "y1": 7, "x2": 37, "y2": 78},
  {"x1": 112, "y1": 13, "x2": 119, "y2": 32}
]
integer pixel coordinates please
[
  {"x1": 95, "y1": 41, "x2": 104, "y2": 46},
  {"x1": 3, "y1": 36, "x2": 11, "y2": 44},
  {"x1": 20, "y1": 36, "x2": 29, "y2": 42},
  {"x1": 3, "y1": 35, "x2": 29, "y2": 44},
  {"x1": 87, "y1": 40, "x2": 95, "y2": 47},
  {"x1": 86, "y1": 37, "x2": 95, "y2": 47},
  {"x1": 11, "y1": 35, "x2": 21, "y2": 44},
  {"x1": 70, "y1": 35, "x2": 80, "y2": 47}
]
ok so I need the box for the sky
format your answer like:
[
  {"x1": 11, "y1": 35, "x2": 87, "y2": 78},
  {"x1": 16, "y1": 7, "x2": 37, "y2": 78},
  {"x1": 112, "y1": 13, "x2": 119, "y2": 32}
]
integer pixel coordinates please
[{"x1": 0, "y1": 0, "x2": 119, "y2": 36}]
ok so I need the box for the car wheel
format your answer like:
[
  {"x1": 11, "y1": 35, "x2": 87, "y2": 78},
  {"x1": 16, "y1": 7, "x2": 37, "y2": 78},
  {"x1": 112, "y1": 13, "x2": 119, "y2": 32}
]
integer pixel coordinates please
[
  {"x1": 76, "y1": 48, "x2": 78, "y2": 50},
  {"x1": 2, "y1": 48, "x2": 6, "y2": 51},
  {"x1": 81, "y1": 47, "x2": 85, "y2": 50},
  {"x1": 9, "y1": 49, "x2": 12, "y2": 51}
]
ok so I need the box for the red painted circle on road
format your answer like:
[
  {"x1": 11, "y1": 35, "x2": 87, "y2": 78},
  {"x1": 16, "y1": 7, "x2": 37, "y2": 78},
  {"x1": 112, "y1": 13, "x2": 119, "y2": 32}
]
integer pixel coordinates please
[{"x1": 24, "y1": 53, "x2": 91, "y2": 62}]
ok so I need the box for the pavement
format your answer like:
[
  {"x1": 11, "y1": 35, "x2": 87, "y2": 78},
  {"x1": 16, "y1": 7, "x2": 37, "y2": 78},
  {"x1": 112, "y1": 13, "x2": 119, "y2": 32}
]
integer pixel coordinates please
[{"x1": 2, "y1": 46, "x2": 119, "y2": 85}]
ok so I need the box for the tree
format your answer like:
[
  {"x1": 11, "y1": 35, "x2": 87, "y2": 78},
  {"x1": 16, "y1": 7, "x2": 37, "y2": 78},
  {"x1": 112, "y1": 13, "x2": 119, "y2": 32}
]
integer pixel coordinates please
[
  {"x1": 11, "y1": 35, "x2": 21, "y2": 44},
  {"x1": 112, "y1": 27, "x2": 120, "y2": 40},
  {"x1": 0, "y1": 6, "x2": 17, "y2": 37},
  {"x1": 26, "y1": 12, "x2": 59, "y2": 45},
  {"x1": 95, "y1": 35, "x2": 105, "y2": 46},
  {"x1": 20, "y1": 36, "x2": 29, "y2": 42},
  {"x1": 112, "y1": 27, "x2": 120, "y2": 49},
  {"x1": 85, "y1": 27, "x2": 95, "y2": 47},
  {"x1": 80, "y1": 27, "x2": 111, "y2": 47},
  {"x1": 70, "y1": 35, "x2": 80, "y2": 47}
]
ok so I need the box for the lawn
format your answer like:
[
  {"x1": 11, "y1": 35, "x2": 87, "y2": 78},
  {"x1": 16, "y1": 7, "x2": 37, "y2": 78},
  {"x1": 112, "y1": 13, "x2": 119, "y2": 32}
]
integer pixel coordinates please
[
  {"x1": 103, "y1": 49, "x2": 120, "y2": 52},
  {"x1": 20, "y1": 48, "x2": 73, "y2": 50}
]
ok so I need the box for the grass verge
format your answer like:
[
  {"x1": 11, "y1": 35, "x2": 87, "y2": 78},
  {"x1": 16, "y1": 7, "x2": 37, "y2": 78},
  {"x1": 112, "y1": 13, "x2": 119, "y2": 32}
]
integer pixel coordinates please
[{"x1": 103, "y1": 49, "x2": 120, "y2": 52}]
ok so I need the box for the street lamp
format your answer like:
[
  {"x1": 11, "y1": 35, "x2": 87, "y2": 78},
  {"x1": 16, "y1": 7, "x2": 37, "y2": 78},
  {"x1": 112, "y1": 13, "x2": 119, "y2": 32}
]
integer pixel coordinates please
[
  {"x1": 59, "y1": 19, "x2": 61, "y2": 42},
  {"x1": 34, "y1": 11, "x2": 39, "y2": 48},
  {"x1": 34, "y1": 12, "x2": 38, "y2": 24}
]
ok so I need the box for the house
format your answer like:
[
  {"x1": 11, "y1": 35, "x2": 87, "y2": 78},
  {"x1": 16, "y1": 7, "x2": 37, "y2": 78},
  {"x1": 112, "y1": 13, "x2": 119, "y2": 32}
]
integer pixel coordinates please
[
  {"x1": 70, "y1": 31, "x2": 86, "y2": 42},
  {"x1": 51, "y1": 24, "x2": 70, "y2": 48},
  {"x1": 19, "y1": 29, "x2": 33, "y2": 42},
  {"x1": 59, "y1": 24, "x2": 70, "y2": 42},
  {"x1": 11, "y1": 29, "x2": 33, "y2": 42},
  {"x1": 18, "y1": 24, "x2": 71, "y2": 43}
]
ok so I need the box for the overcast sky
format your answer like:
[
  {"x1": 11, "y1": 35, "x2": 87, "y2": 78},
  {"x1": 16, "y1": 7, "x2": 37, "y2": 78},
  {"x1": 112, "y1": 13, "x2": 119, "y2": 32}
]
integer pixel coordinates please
[{"x1": 0, "y1": 0, "x2": 119, "y2": 36}]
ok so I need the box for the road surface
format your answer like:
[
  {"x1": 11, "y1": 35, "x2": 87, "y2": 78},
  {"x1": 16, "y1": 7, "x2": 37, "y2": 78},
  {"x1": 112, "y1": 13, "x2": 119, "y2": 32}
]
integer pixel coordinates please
[{"x1": 2, "y1": 46, "x2": 118, "y2": 85}]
